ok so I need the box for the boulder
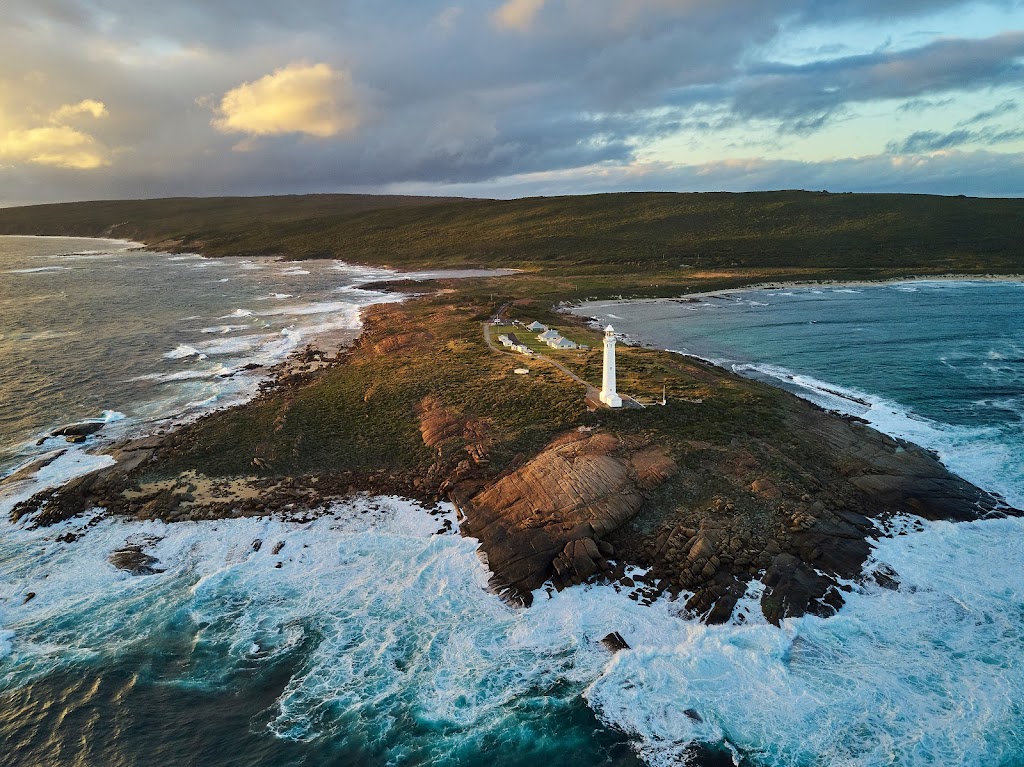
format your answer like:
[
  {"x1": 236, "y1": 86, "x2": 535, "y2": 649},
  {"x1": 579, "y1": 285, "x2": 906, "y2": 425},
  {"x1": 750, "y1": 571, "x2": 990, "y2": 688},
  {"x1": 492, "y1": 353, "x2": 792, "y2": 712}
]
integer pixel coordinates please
[
  {"x1": 51, "y1": 422, "x2": 105, "y2": 438},
  {"x1": 464, "y1": 430, "x2": 678, "y2": 601},
  {"x1": 600, "y1": 632, "x2": 630, "y2": 652},
  {"x1": 108, "y1": 546, "x2": 163, "y2": 576}
]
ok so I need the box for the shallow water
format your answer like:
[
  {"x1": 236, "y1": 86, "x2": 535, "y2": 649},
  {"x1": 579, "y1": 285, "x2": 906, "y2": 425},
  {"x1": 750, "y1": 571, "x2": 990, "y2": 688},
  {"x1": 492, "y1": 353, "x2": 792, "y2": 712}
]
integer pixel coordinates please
[{"x1": 4, "y1": 254, "x2": 1024, "y2": 766}]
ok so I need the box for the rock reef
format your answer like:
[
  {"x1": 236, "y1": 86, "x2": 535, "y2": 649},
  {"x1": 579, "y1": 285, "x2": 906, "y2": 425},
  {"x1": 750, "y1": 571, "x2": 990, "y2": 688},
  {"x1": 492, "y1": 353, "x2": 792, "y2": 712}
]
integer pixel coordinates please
[{"x1": 463, "y1": 396, "x2": 1008, "y2": 623}]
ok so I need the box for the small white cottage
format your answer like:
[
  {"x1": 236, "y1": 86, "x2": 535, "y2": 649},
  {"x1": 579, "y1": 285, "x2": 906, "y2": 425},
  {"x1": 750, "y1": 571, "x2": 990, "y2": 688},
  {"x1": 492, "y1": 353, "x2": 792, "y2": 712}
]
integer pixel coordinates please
[{"x1": 548, "y1": 337, "x2": 578, "y2": 350}]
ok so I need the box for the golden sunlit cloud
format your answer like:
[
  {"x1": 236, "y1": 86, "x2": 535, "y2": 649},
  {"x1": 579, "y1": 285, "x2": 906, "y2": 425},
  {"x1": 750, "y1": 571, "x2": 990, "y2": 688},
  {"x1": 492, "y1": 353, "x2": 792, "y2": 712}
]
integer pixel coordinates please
[
  {"x1": 492, "y1": 0, "x2": 546, "y2": 31},
  {"x1": 49, "y1": 99, "x2": 109, "y2": 123},
  {"x1": 0, "y1": 126, "x2": 109, "y2": 170},
  {"x1": 212, "y1": 62, "x2": 363, "y2": 139},
  {"x1": 0, "y1": 100, "x2": 110, "y2": 169}
]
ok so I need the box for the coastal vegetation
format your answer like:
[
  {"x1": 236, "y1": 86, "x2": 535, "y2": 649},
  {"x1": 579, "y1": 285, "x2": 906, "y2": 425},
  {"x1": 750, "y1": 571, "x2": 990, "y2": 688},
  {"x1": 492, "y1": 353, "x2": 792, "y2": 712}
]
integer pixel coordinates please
[
  {"x1": 4, "y1": 190, "x2": 1019, "y2": 624},
  {"x1": 0, "y1": 192, "x2": 1021, "y2": 294}
]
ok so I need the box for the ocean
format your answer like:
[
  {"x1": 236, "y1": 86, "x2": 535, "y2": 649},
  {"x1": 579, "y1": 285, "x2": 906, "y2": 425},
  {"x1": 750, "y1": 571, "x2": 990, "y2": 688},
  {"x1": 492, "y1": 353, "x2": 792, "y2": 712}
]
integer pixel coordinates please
[{"x1": 3, "y1": 239, "x2": 1024, "y2": 767}]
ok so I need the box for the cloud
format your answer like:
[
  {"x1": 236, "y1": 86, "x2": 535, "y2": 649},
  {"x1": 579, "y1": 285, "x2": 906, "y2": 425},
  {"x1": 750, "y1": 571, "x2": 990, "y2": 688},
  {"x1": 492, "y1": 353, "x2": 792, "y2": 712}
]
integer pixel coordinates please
[
  {"x1": 0, "y1": 125, "x2": 109, "y2": 169},
  {"x1": 212, "y1": 62, "x2": 364, "y2": 138},
  {"x1": 886, "y1": 126, "x2": 1024, "y2": 154},
  {"x1": 957, "y1": 99, "x2": 1018, "y2": 127},
  {"x1": 385, "y1": 149, "x2": 1024, "y2": 199},
  {"x1": 735, "y1": 31, "x2": 1024, "y2": 130},
  {"x1": 49, "y1": 99, "x2": 109, "y2": 122},
  {"x1": 0, "y1": 99, "x2": 110, "y2": 169},
  {"x1": 492, "y1": 0, "x2": 546, "y2": 31},
  {"x1": 2, "y1": 0, "x2": 1023, "y2": 203}
]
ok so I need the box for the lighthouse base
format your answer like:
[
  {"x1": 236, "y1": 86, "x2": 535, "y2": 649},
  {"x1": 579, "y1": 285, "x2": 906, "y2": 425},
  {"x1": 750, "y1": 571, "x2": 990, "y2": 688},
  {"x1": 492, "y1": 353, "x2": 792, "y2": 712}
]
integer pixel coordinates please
[{"x1": 600, "y1": 390, "x2": 623, "y2": 408}]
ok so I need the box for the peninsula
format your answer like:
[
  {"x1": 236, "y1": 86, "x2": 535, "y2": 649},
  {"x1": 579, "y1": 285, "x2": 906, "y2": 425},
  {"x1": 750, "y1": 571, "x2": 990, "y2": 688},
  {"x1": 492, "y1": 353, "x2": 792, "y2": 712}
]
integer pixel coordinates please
[{"x1": 2, "y1": 191, "x2": 1022, "y2": 624}]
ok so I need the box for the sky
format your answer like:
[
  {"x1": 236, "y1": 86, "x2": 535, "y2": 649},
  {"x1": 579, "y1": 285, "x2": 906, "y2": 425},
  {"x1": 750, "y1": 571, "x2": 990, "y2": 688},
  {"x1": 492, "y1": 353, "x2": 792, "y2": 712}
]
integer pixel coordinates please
[{"x1": 0, "y1": 0, "x2": 1022, "y2": 205}]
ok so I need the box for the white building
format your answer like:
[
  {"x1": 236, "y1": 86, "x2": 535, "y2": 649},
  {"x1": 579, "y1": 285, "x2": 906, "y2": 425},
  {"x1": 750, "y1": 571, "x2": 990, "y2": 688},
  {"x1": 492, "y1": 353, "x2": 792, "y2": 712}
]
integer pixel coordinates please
[
  {"x1": 547, "y1": 337, "x2": 578, "y2": 350},
  {"x1": 527, "y1": 321, "x2": 548, "y2": 332},
  {"x1": 600, "y1": 325, "x2": 622, "y2": 408},
  {"x1": 538, "y1": 329, "x2": 559, "y2": 342}
]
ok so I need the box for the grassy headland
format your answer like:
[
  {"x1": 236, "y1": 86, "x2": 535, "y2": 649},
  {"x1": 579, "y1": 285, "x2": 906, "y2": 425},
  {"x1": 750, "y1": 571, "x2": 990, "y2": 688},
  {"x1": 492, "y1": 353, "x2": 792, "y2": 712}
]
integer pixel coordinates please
[
  {"x1": 4, "y1": 190, "x2": 1020, "y2": 623},
  {"x1": 0, "y1": 192, "x2": 1021, "y2": 296}
]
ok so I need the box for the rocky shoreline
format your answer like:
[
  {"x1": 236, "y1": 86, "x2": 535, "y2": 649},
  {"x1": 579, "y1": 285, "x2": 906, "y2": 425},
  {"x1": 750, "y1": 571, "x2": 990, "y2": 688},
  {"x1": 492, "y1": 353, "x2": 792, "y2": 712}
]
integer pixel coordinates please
[{"x1": 5, "y1": 295, "x2": 1015, "y2": 626}]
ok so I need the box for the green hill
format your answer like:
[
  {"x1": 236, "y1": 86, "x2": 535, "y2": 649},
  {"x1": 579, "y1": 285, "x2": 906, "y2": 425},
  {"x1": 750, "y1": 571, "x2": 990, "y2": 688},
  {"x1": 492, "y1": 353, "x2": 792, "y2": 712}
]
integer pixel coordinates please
[{"x1": 0, "y1": 191, "x2": 1021, "y2": 275}]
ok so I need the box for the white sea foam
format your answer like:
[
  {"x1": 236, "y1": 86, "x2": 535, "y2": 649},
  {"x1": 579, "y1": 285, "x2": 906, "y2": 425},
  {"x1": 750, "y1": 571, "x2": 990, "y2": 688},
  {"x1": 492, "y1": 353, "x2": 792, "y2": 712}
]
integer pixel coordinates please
[
  {"x1": 255, "y1": 300, "x2": 367, "y2": 318},
  {"x1": 5, "y1": 266, "x2": 72, "y2": 274},
  {"x1": 196, "y1": 336, "x2": 262, "y2": 356},
  {"x1": 586, "y1": 515, "x2": 1024, "y2": 766},
  {"x1": 201, "y1": 324, "x2": 249, "y2": 334},
  {"x1": 3, "y1": 487, "x2": 1024, "y2": 765},
  {"x1": 729, "y1": 361, "x2": 1023, "y2": 508},
  {"x1": 163, "y1": 344, "x2": 202, "y2": 359},
  {"x1": 131, "y1": 367, "x2": 232, "y2": 383},
  {"x1": 50, "y1": 253, "x2": 122, "y2": 262}
]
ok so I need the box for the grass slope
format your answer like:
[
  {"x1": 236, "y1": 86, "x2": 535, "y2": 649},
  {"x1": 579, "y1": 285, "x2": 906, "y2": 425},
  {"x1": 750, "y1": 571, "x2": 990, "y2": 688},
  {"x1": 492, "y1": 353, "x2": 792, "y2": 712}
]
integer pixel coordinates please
[{"x1": 0, "y1": 191, "x2": 1021, "y2": 275}]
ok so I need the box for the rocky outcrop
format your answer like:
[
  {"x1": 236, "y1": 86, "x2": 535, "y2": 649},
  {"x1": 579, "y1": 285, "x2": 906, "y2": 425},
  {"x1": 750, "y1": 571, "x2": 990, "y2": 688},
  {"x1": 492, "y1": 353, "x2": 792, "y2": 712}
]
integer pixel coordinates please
[
  {"x1": 10, "y1": 437, "x2": 162, "y2": 526},
  {"x1": 108, "y1": 545, "x2": 163, "y2": 575},
  {"x1": 51, "y1": 422, "x2": 106, "y2": 439},
  {"x1": 462, "y1": 430, "x2": 678, "y2": 602},
  {"x1": 611, "y1": 402, "x2": 1011, "y2": 626},
  {"x1": 417, "y1": 395, "x2": 492, "y2": 492}
]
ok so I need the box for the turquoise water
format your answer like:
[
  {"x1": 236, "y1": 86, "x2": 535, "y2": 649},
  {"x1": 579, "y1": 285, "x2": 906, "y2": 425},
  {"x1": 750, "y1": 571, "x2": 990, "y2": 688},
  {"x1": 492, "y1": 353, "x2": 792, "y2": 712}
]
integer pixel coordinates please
[{"x1": 5, "y1": 247, "x2": 1024, "y2": 767}]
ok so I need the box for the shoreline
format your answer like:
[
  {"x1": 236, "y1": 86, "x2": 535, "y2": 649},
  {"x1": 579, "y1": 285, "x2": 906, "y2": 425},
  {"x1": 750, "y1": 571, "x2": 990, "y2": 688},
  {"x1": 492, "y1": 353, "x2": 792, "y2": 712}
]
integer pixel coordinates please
[
  {"x1": 567, "y1": 278, "x2": 1023, "y2": 513},
  {"x1": 0, "y1": 239, "x2": 515, "y2": 489},
  {"x1": 0, "y1": 234, "x2": 144, "y2": 247},
  {"x1": 3, "y1": 242, "x2": 1019, "y2": 628},
  {"x1": 565, "y1": 272, "x2": 1024, "y2": 308}
]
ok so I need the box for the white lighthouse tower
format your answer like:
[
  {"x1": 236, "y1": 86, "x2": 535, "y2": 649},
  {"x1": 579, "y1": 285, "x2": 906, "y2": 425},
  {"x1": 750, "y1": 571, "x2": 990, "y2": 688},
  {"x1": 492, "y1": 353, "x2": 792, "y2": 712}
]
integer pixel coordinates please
[{"x1": 600, "y1": 325, "x2": 623, "y2": 408}]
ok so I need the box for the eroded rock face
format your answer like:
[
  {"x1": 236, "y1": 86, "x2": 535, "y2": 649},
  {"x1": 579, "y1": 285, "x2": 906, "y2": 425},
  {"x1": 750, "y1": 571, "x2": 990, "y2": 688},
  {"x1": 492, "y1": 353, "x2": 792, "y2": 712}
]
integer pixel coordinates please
[
  {"x1": 612, "y1": 402, "x2": 1011, "y2": 627},
  {"x1": 463, "y1": 430, "x2": 678, "y2": 602}
]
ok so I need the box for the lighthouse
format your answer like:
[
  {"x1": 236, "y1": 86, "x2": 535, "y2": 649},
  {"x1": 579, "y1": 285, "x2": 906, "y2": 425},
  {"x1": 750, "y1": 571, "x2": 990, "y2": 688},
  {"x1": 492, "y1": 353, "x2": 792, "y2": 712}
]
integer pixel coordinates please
[{"x1": 600, "y1": 325, "x2": 623, "y2": 408}]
